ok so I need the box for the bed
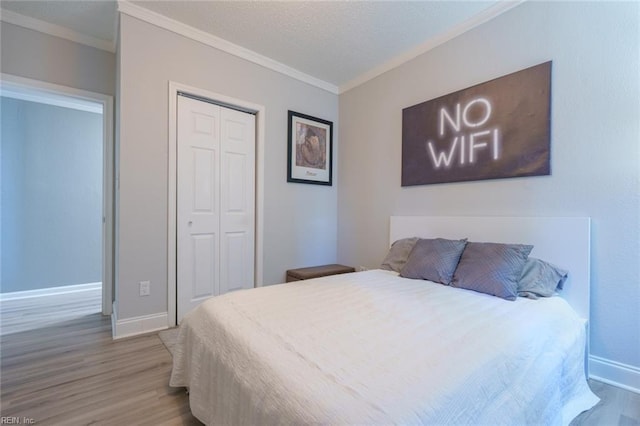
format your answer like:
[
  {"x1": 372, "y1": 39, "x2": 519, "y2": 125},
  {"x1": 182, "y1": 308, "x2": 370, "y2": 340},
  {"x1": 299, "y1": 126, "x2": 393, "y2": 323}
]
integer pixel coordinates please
[{"x1": 170, "y1": 216, "x2": 599, "y2": 425}]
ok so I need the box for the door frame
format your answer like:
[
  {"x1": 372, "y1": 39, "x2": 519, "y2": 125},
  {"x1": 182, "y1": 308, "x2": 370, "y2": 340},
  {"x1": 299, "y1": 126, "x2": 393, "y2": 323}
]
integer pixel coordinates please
[
  {"x1": 0, "y1": 73, "x2": 115, "y2": 315},
  {"x1": 167, "y1": 81, "x2": 265, "y2": 327}
]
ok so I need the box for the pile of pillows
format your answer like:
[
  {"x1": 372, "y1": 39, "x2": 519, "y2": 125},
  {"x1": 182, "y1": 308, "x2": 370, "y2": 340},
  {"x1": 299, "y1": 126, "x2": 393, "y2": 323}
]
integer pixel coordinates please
[{"x1": 380, "y1": 237, "x2": 568, "y2": 301}]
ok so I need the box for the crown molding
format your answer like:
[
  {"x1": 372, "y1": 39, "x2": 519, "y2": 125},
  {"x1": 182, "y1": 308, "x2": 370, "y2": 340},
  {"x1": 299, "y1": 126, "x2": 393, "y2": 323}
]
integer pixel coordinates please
[
  {"x1": 339, "y1": 0, "x2": 525, "y2": 94},
  {"x1": 1, "y1": 1, "x2": 524, "y2": 95},
  {"x1": 0, "y1": 8, "x2": 115, "y2": 53},
  {"x1": 117, "y1": 1, "x2": 339, "y2": 95}
]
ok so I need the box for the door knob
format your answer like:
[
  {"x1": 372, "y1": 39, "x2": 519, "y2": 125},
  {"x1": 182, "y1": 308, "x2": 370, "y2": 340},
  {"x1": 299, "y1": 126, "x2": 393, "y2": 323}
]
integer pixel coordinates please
[{"x1": 188, "y1": 221, "x2": 193, "y2": 226}]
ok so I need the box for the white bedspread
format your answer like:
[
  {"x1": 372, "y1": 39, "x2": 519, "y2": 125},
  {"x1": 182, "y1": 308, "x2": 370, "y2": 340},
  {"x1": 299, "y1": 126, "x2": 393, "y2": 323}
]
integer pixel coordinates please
[{"x1": 170, "y1": 270, "x2": 598, "y2": 425}]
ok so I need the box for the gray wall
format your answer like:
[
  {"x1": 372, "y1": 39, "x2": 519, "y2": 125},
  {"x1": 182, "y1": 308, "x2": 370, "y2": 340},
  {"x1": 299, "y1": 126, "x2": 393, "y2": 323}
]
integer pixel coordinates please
[
  {"x1": 0, "y1": 21, "x2": 115, "y2": 96},
  {"x1": 117, "y1": 15, "x2": 339, "y2": 320},
  {"x1": 338, "y1": 2, "x2": 639, "y2": 371},
  {"x1": 1, "y1": 97, "x2": 103, "y2": 292}
]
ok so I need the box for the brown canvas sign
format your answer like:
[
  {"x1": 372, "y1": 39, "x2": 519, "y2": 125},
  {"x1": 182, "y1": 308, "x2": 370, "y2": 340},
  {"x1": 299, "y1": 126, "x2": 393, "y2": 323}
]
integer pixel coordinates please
[{"x1": 402, "y1": 62, "x2": 551, "y2": 186}]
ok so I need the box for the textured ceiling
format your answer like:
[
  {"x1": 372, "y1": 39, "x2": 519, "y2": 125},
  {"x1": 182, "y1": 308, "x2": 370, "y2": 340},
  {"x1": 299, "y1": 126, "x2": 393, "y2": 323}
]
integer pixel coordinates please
[
  {"x1": 130, "y1": 1, "x2": 496, "y2": 87},
  {"x1": 0, "y1": 0, "x2": 498, "y2": 88}
]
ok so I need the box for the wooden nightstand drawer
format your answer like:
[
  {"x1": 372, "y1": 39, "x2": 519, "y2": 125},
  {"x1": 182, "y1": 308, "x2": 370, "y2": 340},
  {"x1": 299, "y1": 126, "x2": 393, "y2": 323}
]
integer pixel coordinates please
[{"x1": 286, "y1": 264, "x2": 355, "y2": 282}]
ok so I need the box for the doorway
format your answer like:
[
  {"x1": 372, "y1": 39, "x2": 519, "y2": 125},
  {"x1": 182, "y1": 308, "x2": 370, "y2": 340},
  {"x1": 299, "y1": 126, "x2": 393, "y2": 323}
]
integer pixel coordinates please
[
  {"x1": 167, "y1": 82, "x2": 265, "y2": 326},
  {"x1": 0, "y1": 74, "x2": 114, "y2": 315},
  {"x1": 176, "y1": 94, "x2": 256, "y2": 322}
]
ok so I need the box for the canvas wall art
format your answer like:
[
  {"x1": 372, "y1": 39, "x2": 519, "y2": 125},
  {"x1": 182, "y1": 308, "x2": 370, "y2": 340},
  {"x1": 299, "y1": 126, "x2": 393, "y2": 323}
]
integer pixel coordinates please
[{"x1": 402, "y1": 61, "x2": 552, "y2": 186}]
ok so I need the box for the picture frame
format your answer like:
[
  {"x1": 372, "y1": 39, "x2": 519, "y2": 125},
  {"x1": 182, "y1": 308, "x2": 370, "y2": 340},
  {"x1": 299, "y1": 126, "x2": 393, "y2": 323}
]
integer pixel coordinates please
[{"x1": 287, "y1": 110, "x2": 333, "y2": 185}]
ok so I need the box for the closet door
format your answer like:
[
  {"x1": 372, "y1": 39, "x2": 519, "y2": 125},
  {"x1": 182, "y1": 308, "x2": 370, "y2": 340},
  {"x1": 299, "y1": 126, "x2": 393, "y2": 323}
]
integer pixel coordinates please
[
  {"x1": 177, "y1": 96, "x2": 221, "y2": 321},
  {"x1": 176, "y1": 95, "x2": 255, "y2": 322},
  {"x1": 219, "y1": 107, "x2": 255, "y2": 294}
]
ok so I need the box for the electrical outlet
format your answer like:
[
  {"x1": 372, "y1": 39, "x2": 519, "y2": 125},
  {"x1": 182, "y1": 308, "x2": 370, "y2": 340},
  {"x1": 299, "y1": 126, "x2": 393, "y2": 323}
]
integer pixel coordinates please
[{"x1": 139, "y1": 281, "x2": 151, "y2": 296}]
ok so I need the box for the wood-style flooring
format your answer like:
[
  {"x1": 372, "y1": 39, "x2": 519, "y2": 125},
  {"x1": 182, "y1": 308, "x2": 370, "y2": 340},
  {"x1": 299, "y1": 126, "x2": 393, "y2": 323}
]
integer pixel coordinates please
[
  {"x1": 0, "y1": 289, "x2": 201, "y2": 425},
  {"x1": 0, "y1": 289, "x2": 638, "y2": 425}
]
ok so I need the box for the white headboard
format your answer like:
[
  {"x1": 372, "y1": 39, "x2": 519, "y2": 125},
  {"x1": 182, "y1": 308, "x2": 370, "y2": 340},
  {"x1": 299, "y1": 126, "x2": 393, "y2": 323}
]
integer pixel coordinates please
[{"x1": 390, "y1": 216, "x2": 591, "y2": 321}]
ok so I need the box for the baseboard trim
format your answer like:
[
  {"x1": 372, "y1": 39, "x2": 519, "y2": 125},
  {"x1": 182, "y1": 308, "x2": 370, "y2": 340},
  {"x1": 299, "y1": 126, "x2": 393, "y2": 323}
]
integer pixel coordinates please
[
  {"x1": 0, "y1": 282, "x2": 102, "y2": 301},
  {"x1": 111, "y1": 304, "x2": 168, "y2": 340},
  {"x1": 589, "y1": 355, "x2": 640, "y2": 394}
]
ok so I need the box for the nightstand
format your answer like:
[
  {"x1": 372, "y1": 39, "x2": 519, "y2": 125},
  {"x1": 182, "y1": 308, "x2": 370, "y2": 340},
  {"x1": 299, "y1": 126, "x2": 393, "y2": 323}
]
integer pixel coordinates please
[{"x1": 286, "y1": 264, "x2": 356, "y2": 282}]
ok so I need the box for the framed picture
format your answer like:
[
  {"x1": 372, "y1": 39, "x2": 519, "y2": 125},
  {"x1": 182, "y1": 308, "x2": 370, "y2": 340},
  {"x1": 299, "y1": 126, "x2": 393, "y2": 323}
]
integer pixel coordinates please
[{"x1": 287, "y1": 110, "x2": 333, "y2": 185}]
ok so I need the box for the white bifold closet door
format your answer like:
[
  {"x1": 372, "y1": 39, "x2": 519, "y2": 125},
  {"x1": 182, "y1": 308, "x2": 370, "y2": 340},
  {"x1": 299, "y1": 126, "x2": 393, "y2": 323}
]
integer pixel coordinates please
[{"x1": 177, "y1": 95, "x2": 255, "y2": 322}]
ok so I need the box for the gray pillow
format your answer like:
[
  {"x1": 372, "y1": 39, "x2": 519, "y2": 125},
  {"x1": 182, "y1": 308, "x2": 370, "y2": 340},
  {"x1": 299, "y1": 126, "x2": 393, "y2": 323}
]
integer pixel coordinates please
[
  {"x1": 451, "y1": 242, "x2": 533, "y2": 301},
  {"x1": 517, "y1": 257, "x2": 568, "y2": 299},
  {"x1": 380, "y1": 237, "x2": 419, "y2": 272},
  {"x1": 399, "y1": 238, "x2": 467, "y2": 284}
]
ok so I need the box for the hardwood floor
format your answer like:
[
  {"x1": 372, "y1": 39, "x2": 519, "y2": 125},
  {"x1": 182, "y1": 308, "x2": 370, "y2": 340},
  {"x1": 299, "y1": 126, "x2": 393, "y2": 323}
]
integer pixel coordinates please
[
  {"x1": 572, "y1": 380, "x2": 640, "y2": 426},
  {"x1": 0, "y1": 289, "x2": 201, "y2": 425},
  {"x1": 1, "y1": 289, "x2": 638, "y2": 425}
]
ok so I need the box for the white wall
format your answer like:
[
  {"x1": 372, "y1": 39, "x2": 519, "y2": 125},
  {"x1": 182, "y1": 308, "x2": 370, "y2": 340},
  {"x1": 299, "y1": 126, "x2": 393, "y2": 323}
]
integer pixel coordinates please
[
  {"x1": 338, "y1": 1, "x2": 639, "y2": 382},
  {"x1": 1, "y1": 97, "x2": 103, "y2": 292},
  {"x1": 0, "y1": 22, "x2": 115, "y2": 96},
  {"x1": 117, "y1": 14, "x2": 338, "y2": 320}
]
